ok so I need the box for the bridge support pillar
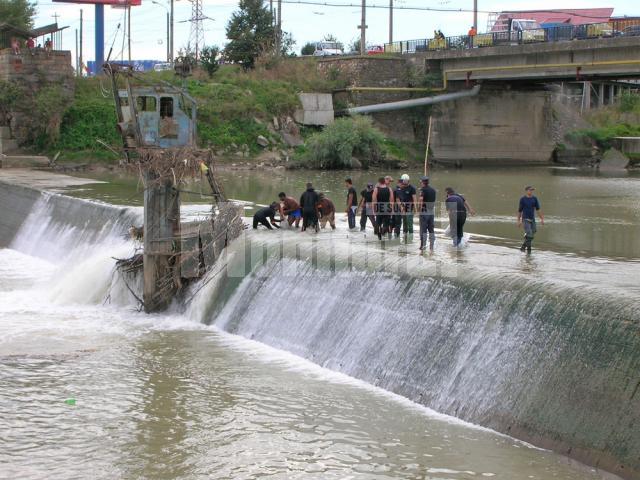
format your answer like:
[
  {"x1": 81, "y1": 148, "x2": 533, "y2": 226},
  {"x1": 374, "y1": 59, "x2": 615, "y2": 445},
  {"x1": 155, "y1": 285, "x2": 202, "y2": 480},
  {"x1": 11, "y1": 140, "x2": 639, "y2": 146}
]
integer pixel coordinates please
[
  {"x1": 598, "y1": 83, "x2": 605, "y2": 107},
  {"x1": 582, "y1": 82, "x2": 591, "y2": 111}
]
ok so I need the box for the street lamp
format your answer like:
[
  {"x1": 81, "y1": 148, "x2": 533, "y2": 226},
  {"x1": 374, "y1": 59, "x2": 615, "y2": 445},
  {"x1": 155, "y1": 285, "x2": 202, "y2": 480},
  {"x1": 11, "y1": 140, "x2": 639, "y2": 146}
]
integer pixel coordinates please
[{"x1": 151, "y1": 0, "x2": 173, "y2": 63}]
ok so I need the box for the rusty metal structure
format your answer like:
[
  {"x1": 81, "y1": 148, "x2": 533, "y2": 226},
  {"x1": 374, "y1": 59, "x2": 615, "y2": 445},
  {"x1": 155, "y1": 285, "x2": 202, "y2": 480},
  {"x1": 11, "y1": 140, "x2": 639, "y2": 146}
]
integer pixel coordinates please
[{"x1": 103, "y1": 62, "x2": 242, "y2": 313}]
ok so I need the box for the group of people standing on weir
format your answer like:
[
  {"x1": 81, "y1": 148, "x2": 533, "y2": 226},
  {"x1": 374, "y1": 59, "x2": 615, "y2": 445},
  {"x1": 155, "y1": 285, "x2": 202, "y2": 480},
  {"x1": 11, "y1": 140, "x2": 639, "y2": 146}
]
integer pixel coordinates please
[{"x1": 252, "y1": 175, "x2": 544, "y2": 253}]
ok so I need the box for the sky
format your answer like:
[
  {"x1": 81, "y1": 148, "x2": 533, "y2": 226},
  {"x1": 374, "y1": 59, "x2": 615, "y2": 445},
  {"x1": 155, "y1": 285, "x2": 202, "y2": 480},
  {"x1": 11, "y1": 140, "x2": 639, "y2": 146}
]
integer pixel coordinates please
[{"x1": 33, "y1": 0, "x2": 637, "y2": 65}]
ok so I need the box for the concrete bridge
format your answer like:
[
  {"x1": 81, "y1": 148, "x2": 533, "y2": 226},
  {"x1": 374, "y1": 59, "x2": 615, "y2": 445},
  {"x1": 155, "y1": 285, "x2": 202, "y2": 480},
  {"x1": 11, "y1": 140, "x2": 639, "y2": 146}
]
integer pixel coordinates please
[
  {"x1": 320, "y1": 36, "x2": 640, "y2": 166},
  {"x1": 409, "y1": 36, "x2": 640, "y2": 86}
]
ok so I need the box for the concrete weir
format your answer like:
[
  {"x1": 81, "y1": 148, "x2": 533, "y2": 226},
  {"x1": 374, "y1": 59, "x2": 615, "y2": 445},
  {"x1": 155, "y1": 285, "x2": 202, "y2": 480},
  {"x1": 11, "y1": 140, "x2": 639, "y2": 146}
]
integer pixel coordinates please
[{"x1": 1, "y1": 173, "x2": 639, "y2": 479}]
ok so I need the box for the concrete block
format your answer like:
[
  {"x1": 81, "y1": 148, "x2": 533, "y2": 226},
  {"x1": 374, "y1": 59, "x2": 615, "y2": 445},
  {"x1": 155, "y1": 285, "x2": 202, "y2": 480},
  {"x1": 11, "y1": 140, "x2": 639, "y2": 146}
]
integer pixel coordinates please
[
  {"x1": 295, "y1": 93, "x2": 335, "y2": 126},
  {"x1": 0, "y1": 138, "x2": 18, "y2": 153},
  {"x1": 294, "y1": 109, "x2": 335, "y2": 126}
]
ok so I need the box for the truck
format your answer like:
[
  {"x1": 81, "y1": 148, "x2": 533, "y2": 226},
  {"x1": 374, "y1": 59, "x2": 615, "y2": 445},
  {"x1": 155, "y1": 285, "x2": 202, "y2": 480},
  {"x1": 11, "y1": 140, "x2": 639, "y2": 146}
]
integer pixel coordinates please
[{"x1": 475, "y1": 18, "x2": 545, "y2": 47}]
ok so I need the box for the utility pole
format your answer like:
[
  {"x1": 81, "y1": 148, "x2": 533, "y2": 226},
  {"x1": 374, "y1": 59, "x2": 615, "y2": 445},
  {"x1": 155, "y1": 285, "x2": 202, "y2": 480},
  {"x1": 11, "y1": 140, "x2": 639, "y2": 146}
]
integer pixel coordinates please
[
  {"x1": 473, "y1": 0, "x2": 478, "y2": 30},
  {"x1": 79, "y1": 9, "x2": 83, "y2": 75},
  {"x1": 170, "y1": 0, "x2": 174, "y2": 63},
  {"x1": 52, "y1": 12, "x2": 60, "y2": 24},
  {"x1": 166, "y1": 13, "x2": 170, "y2": 62},
  {"x1": 359, "y1": 0, "x2": 367, "y2": 55},
  {"x1": 188, "y1": 0, "x2": 205, "y2": 60},
  {"x1": 277, "y1": 0, "x2": 282, "y2": 55},
  {"x1": 128, "y1": 5, "x2": 132, "y2": 63},
  {"x1": 388, "y1": 0, "x2": 393, "y2": 44},
  {"x1": 75, "y1": 29, "x2": 78, "y2": 75}
]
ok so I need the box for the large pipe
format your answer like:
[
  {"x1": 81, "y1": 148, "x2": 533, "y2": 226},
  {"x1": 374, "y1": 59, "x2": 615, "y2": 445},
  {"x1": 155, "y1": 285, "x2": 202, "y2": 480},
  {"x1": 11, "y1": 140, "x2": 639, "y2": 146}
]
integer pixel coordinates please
[{"x1": 343, "y1": 84, "x2": 481, "y2": 115}]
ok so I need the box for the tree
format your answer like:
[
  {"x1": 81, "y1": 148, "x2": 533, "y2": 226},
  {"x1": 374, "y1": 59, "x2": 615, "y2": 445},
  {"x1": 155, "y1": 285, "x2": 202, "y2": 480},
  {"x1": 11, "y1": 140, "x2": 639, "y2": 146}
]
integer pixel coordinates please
[
  {"x1": 200, "y1": 46, "x2": 220, "y2": 77},
  {"x1": 0, "y1": 0, "x2": 36, "y2": 30},
  {"x1": 323, "y1": 34, "x2": 338, "y2": 42},
  {"x1": 225, "y1": 0, "x2": 274, "y2": 69},
  {"x1": 301, "y1": 42, "x2": 315, "y2": 56},
  {"x1": 280, "y1": 32, "x2": 296, "y2": 56}
]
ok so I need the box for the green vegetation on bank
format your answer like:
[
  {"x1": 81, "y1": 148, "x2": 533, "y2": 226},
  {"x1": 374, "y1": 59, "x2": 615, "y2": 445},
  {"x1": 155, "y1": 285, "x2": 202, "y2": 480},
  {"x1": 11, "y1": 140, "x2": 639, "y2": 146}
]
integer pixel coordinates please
[
  {"x1": 566, "y1": 92, "x2": 640, "y2": 150},
  {"x1": 39, "y1": 59, "x2": 347, "y2": 160}
]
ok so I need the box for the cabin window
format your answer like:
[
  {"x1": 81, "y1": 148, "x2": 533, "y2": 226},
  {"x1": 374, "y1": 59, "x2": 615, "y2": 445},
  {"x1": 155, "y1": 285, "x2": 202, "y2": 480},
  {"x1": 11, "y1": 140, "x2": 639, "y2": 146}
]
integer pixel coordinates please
[
  {"x1": 160, "y1": 97, "x2": 173, "y2": 118},
  {"x1": 136, "y1": 96, "x2": 157, "y2": 112}
]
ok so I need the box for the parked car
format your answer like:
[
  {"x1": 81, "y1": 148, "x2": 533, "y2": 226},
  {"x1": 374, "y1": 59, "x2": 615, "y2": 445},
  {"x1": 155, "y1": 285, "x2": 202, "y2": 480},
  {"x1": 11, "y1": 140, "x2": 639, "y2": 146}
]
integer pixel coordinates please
[
  {"x1": 366, "y1": 45, "x2": 384, "y2": 55},
  {"x1": 313, "y1": 41, "x2": 343, "y2": 56}
]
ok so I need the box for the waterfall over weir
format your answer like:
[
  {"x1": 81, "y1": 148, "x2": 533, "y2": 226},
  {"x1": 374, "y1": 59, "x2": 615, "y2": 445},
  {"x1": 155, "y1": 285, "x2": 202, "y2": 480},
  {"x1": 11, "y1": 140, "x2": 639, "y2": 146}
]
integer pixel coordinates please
[
  {"x1": 193, "y1": 230, "x2": 640, "y2": 480},
  {"x1": 1, "y1": 180, "x2": 638, "y2": 479}
]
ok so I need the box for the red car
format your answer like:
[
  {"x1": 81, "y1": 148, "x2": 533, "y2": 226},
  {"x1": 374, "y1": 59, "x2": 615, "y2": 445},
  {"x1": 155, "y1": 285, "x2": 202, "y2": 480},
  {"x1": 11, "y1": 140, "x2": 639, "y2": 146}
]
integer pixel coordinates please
[{"x1": 366, "y1": 45, "x2": 385, "y2": 55}]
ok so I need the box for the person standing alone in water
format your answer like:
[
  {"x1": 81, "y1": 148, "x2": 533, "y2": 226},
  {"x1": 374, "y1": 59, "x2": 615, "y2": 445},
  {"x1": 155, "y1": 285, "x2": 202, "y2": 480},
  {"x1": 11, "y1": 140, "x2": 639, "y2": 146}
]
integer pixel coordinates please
[{"x1": 517, "y1": 186, "x2": 544, "y2": 254}]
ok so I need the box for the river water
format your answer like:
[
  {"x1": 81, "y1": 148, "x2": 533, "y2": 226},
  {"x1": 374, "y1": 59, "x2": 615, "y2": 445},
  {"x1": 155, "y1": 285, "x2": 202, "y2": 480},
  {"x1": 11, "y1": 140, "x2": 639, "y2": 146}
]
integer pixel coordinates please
[{"x1": 1, "y1": 166, "x2": 637, "y2": 479}]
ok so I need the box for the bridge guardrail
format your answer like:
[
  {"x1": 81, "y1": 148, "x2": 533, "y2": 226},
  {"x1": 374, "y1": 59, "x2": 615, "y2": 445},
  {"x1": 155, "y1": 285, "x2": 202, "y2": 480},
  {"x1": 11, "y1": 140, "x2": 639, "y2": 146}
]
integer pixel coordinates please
[{"x1": 384, "y1": 19, "x2": 640, "y2": 54}]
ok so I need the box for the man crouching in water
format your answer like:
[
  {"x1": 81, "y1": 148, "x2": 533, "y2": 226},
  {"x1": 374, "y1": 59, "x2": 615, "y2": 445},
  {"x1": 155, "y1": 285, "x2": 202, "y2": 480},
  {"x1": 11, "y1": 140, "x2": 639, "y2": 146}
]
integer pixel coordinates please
[
  {"x1": 278, "y1": 192, "x2": 302, "y2": 228},
  {"x1": 253, "y1": 202, "x2": 281, "y2": 230}
]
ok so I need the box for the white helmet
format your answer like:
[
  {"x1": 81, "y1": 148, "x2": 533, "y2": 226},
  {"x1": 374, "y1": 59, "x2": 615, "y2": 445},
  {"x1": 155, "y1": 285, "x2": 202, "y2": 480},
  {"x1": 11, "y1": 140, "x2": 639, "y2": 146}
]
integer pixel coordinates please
[{"x1": 400, "y1": 174, "x2": 410, "y2": 182}]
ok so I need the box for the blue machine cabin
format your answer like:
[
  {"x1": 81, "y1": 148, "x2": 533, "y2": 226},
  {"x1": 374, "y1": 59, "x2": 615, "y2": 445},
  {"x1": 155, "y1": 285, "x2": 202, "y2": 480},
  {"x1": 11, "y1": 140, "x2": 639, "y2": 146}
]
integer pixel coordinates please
[
  {"x1": 104, "y1": 63, "x2": 197, "y2": 151},
  {"x1": 117, "y1": 87, "x2": 196, "y2": 148}
]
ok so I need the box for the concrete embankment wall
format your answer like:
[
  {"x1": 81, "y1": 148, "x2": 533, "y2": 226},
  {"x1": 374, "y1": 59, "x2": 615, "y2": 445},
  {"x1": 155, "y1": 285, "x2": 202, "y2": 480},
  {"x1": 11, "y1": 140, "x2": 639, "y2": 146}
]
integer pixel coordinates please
[{"x1": 431, "y1": 87, "x2": 557, "y2": 165}]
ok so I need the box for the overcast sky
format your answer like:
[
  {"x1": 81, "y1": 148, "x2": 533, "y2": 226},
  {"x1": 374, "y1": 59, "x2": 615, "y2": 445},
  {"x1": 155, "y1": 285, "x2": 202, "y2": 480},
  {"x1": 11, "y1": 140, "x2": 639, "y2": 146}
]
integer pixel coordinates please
[{"x1": 33, "y1": 0, "x2": 636, "y2": 65}]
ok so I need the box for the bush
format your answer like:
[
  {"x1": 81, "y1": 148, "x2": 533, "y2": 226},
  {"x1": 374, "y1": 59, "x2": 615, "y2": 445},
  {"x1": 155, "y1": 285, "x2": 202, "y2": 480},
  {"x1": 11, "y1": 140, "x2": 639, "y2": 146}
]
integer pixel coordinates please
[
  {"x1": 618, "y1": 92, "x2": 640, "y2": 113},
  {"x1": 296, "y1": 116, "x2": 387, "y2": 169},
  {"x1": 56, "y1": 100, "x2": 119, "y2": 150},
  {"x1": 565, "y1": 124, "x2": 640, "y2": 150},
  {"x1": 200, "y1": 46, "x2": 220, "y2": 78}
]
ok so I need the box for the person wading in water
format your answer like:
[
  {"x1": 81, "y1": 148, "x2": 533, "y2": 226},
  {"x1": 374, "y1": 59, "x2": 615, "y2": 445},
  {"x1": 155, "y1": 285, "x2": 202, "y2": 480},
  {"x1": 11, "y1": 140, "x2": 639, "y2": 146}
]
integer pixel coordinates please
[
  {"x1": 517, "y1": 185, "x2": 544, "y2": 254},
  {"x1": 278, "y1": 192, "x2": 302, "y2": 228},
  {"x1": 418, "y1": 176, "x2": 436, "y2": 252},
  {"x1": 445, "y1": 187, "x2": 475, "y2": 247},
  {"x1": 300, "y1": 183, "x2": 320, "y2": 232},
  {"x1": 372, "y1": 177, "x2": 394, "y2": 240}
]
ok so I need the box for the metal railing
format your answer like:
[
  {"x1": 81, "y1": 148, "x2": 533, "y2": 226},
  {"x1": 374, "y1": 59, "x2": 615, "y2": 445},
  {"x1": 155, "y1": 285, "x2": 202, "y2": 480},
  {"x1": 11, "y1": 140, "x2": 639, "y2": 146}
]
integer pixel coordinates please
[{"x1": 384, "y1": 19, "x2": 640, "y2": 54}]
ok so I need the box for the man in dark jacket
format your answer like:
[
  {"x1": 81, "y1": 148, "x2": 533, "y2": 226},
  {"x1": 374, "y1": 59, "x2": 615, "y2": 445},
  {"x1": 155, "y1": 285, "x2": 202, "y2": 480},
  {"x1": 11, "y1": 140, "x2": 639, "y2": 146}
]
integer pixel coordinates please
[
  {"x1": 418, "y1": 176, "x2": 436, "y2": 252},
  {"x1": 300, "y1": 183, "x2": 320, "y2": 232},
  {"x1": 253, "y1": 202, "x2": 281, "y2": 230},
  {"x1": 445, "y1": 187, "x2": 475, "y2": 247}
]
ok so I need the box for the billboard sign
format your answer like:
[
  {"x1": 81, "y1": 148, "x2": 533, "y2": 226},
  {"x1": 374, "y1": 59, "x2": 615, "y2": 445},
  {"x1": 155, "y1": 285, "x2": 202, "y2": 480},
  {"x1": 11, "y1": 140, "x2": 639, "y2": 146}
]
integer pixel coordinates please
[{"x1": 53, "y1": 0, "x2": 142, "y2": 5}]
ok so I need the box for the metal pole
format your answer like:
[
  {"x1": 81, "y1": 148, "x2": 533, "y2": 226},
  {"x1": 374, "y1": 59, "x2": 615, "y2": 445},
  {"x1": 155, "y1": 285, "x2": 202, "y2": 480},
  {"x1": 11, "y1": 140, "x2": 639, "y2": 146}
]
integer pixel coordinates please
[
  {"x1": 95, "y1": 4, "x2": 104, "y2": 75},
  {"x1": 424, "y1": 116, "x2": 432, "y2": 176},
  {"x1": 389, "y1": 0, "x2": 393, "y2": 45},
  {"x1": 79, "y1": 9, "x2": 83, "y2": 75},
  {"x1": 360, "y1": 0, "x2": 366, "y2": 55},
  {"x1": 170, "y1": 0, "x2": 174, "y2": 62}
]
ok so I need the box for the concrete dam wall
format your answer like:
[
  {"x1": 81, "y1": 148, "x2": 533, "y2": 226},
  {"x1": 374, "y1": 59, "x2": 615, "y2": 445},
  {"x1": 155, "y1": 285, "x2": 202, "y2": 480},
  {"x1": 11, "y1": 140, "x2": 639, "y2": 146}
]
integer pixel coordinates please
[{"x1": 1, "y1": 182, "x2": 638, "y2": 479}]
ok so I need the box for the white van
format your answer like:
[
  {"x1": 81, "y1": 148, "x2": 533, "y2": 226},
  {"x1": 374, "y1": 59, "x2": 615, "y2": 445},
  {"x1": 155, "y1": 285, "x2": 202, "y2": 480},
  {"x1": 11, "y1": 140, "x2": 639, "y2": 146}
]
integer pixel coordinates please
[
  {"x1": 153, "y1": 62, "x2": 173, "y2": 72},
  {"x1": 313, "y1": 41, "x2": 343, "y2": 56}
]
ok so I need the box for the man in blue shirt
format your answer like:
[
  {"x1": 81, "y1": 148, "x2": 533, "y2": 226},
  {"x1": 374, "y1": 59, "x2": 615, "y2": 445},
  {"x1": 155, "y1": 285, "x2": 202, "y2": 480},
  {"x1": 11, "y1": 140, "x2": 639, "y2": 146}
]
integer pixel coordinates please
[{"x1": 517, "y1": 186, "x2": 544, "y2": 254}]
